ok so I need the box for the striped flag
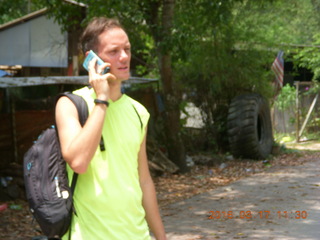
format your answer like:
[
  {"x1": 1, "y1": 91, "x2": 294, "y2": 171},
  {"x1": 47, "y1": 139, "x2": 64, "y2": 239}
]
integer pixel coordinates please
[{"x1": 271, "y1": 51, "x2": 284, "y2": 88}]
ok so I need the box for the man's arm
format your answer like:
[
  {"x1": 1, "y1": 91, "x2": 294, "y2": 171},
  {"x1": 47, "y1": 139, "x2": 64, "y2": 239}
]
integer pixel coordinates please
[
  {"x1": 55, "y1": 57, "x2": 112, "y2": 174},
  {"x1": 138, "y1": 132, "x2": 167, "y2": 240},
  {"x1": 55, "y1": 96, "x2": 107, "y2": 174}
]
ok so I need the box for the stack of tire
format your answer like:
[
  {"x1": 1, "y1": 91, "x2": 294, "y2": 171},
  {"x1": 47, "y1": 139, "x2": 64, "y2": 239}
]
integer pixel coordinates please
[{"x1": 227, "y1": 93, "x2": 273, "y2": 159}]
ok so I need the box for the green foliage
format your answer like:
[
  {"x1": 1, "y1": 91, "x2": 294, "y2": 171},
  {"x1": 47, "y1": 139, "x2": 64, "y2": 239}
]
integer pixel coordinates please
[
  {"x1": 289, "y1": 0, "x2": 320, "y2": 80},
  {"x1": 233, "y1": 0, "x2": 319, "y2": 47},
  {"x1": 294, "y1": 34, "x2": 320, "y2": 80},
  {"x1": 32, "y1": 0, "x2": 86, "y2": 32},
  {"x1": 274, "y1": 84, "x2": 296, "y2": 111},
  {"x1": 0, "y1": 0, "x2": 45, "y2": 24}
]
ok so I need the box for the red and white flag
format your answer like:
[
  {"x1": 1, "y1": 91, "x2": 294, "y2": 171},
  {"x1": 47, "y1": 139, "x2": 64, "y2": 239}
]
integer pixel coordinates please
[{"x1": 271, "y1": 51, "x2": 284, "y2": 88}]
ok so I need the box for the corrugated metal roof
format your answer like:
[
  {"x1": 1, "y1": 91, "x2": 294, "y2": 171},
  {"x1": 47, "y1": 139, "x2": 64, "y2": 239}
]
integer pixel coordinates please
[{"x1": 0, "y1": 76, "x2": 158, "y2": 88}]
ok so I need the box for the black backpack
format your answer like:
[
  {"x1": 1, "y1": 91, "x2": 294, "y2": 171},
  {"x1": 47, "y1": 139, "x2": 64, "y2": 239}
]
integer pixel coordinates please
[{"x1": 23, "y1": 93, "x2": 88, "y2": 238}]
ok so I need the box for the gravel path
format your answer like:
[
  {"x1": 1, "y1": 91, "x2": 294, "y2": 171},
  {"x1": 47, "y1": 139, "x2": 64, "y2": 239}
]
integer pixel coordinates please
[{"x1": 160, "y1": 155, "x2": 320, "y2": 240}]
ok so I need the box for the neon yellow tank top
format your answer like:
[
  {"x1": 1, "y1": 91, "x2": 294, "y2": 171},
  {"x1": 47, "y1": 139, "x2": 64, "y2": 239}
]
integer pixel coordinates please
[{"x1": 62, "y1": 87, "x2": 151, "y2": 240}]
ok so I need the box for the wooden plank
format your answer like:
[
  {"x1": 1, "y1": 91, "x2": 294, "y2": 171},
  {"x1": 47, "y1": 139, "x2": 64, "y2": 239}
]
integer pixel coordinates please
[{"x1": 299, "y1": 94, "x2": 318, "y2": 138}]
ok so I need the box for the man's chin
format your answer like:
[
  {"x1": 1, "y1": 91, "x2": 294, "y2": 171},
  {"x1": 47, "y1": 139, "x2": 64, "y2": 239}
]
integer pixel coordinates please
[
  {"x1": 108, "y1": 76, "x2": 129, "y2": 84},
  {"x1": 117, "y1": 73, "x2": 130, "y2": 82}
]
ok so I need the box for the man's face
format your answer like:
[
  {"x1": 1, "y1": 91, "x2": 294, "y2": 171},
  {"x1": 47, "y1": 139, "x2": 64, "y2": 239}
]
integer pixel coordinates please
[{"x1": 97, "y1": 27, "x2": 131, "y2": 81}]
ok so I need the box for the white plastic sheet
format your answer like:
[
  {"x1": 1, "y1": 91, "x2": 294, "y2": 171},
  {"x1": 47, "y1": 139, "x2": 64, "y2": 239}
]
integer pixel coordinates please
[{"x1": 0, "y1": 15, "x2": 67, "y2": 67}]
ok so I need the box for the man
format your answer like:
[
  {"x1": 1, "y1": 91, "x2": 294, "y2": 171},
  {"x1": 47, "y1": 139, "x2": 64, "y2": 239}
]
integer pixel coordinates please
[{"x1": 56, "y1": 17, "x2": 167, "y2": 240}]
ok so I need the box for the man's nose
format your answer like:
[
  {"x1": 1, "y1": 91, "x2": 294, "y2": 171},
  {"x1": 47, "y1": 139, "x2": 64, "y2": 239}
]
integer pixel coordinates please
[{"x1": 120, "y1": 49, "x2": 130, "y2": 61}]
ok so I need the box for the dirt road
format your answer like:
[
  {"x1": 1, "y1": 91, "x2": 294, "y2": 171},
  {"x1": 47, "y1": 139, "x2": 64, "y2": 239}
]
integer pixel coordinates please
[{"x1": 160, "y1": 152, "x2": 320, "y2": 240}]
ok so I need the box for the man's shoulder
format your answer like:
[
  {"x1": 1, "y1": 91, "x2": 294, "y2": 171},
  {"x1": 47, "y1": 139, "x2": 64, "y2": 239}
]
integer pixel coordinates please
[
  {"x1": 125, "y1": 95, "x2": 148, "y2": 113},
  {"x1": 73, "y1": 86, "x2": 92, "y2": 97}
]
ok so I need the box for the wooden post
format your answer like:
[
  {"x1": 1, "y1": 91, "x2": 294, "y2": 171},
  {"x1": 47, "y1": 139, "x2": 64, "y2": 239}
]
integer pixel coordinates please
[
  {"x1": 295, "y1": 81, "x2": 300, "y2": 142},
  {"x1": 8, "y1": 89, "x2": 18, "y2": 162},
  {"x1": 299, "y1": 93, "x2": 318, "y2": 139}
]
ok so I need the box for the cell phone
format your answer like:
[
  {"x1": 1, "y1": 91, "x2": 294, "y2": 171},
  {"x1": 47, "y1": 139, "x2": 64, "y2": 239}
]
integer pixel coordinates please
[{"x1": 82, "y1": 50, "x2": 110, "y2": 74}]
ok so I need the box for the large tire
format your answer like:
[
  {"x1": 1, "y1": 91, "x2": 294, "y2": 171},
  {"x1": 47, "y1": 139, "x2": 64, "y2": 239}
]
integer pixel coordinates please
[{"x1": 227, "y1": 93, "x2": 273, "y2": 159}]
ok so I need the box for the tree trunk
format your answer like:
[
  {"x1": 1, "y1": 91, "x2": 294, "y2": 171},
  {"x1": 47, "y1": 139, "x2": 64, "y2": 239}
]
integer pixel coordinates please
[{"x1": 159, "y1": 0, "x2": 188, "y2": 172}]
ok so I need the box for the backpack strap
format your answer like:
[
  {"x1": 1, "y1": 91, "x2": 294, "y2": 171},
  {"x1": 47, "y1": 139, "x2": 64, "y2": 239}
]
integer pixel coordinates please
[{"x1": 59, "y1": 92, "x2": 89, "y2": 126}]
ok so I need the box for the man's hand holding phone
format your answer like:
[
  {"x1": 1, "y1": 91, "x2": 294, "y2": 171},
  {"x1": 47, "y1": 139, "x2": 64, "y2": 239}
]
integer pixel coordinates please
[
  {"x1": 83, "y1": 50, "x2": 115, "y2": 101},
  {"x1": 83, "y1": 50, "x2": 110, "y2": 75}
]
